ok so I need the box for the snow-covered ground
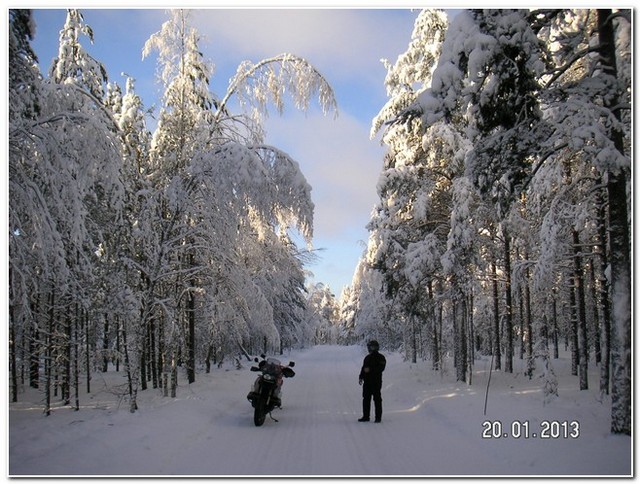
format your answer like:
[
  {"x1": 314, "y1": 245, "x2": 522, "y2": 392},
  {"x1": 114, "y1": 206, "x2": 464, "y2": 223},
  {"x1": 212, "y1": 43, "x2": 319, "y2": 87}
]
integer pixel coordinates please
[{"x1": 9, "y1": 345, "x2": 631, "y2": 477}]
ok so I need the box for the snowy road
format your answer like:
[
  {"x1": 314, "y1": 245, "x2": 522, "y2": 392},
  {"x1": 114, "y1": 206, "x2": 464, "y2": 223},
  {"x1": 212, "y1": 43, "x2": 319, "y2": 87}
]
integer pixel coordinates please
[
  {"x1": 9, "y1": 345, "x2": 632, "y2": 476},
  {"x1": 233, "y1": 344, "x2": 424, "y2": 476}
]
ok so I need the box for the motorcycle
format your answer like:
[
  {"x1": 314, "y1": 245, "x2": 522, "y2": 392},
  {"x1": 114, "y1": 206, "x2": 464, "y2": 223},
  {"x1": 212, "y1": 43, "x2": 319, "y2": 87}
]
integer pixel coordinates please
[{"x1": 246, "y1": 355, "x2": 295, "y2": 426}]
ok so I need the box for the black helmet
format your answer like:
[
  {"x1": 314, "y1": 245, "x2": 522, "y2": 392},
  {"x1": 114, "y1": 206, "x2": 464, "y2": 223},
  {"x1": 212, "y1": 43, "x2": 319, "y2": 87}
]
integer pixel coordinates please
[{"x1": 367, "y1": 340, "x2": 380, "y2": 352}]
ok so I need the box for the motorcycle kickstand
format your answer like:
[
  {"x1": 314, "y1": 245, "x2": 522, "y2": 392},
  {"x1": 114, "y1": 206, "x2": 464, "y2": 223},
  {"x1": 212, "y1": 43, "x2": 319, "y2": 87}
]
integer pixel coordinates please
[{"x1": 268, "y1": 412, "x2": 279, "y2": 422}]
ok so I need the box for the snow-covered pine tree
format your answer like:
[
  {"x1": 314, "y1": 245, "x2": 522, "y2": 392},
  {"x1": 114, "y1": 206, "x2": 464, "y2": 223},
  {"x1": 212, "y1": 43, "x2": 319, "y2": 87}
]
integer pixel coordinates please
[
  {"x1": 361, "y1": 10, "x2": 450, "y2": 361},
  {"x1": 413, "y1": 8, "x2": 629, "y2": 428},
  {"x1": 533, "y1": 8, "x2": 631, "y2": 432},
  {"x1": 350, "y1": 10, "x2": 629, "y2": 432},
  {"x1": 455, "y1": 10, "x2": 547, "y2": 375}
]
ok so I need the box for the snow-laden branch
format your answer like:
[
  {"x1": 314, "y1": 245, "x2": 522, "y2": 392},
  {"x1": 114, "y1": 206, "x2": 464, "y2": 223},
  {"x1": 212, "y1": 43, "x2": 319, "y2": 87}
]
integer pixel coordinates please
[
  {"x1": 214, "y1": 53, "x2": 338, "y2": 125},
  {"x1": 542, "y1": 45, "x2": 600, "y2": 89}
]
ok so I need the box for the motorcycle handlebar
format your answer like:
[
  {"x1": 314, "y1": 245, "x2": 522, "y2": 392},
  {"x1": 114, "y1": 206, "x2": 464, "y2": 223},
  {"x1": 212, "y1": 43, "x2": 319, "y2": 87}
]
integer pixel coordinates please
[{"x1": 249, "y1": 365, "x2": 295, "y2": 377}]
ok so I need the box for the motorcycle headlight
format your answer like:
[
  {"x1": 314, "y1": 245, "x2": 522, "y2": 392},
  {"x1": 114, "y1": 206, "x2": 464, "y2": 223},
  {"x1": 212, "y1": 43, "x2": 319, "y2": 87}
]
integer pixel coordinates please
[{"x1": 263, "y1": 374, "x2": 276, "y2": 382}]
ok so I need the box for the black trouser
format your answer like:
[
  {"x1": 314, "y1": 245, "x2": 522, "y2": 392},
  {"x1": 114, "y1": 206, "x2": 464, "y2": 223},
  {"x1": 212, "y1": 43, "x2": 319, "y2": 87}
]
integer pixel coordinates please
[{"x1": 362, "y1": 381, "x2": 382, "y2": 421}]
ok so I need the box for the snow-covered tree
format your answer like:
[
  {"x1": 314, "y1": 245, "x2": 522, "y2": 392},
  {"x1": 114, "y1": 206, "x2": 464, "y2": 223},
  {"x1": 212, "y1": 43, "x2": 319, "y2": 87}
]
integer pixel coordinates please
[
  {"x1": 110, "y1": 9, "x2": 338, "y2": 405},
  {"x1": 349, "y1": 8, "x2": 630, "y2": 434},
  {"x1": 49, "y1": 9, "x2": 108, "y2": 100},
  {"x1": 8, "y1": 10, "x2": 40, "y2": 122},
  {"x1": 593, "y1": 9, "x2": 630, "y2": 435},
  {"x1": 9, "y1": 7, "x2": 338, "y2": 413},
  {"x1": 357, "y1": 9, "x2": 449, "y2": 361},
  {"x1": 9, "y1": 8, "x2": 125, "y2": 413},
  {"x1": 530, "y1": 8, "x2": 630, "y2": 433},
  {"x1": 9, "y1": 9, "x2": 41, "y2": 403},
  {"x1": 305, "y1": 284, "x2": 341, "y2": 345},
  {"x1": 340, "y1": 257, "x2": 387, "y2": 347}
]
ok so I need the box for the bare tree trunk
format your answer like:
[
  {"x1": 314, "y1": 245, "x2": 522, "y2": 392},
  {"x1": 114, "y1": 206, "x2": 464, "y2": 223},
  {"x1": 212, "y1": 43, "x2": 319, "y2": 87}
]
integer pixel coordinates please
[
  {"x1": 171, "y1": 352, "x2": 178, "y2": 398},
  {"x1": 121, "y1": 321, "x2": 138, "y2": 413},
  {"x1": 45, "y1": 290, "x2": 54, "y2": 416},
  {"x1": 156, "y1": 320, "x2": 163, "y2": 389},
  {"x1": 595, "y1": 188, "x2": 612, "y2": 395},
  {"x1": 589, "y1": 259, "x2": 602, "y2": 365},
  {"x1": 427, "y1": 281, "x2": 439, "y2": 371},
  {"x1": 63, "y1": 312, "x2": 72, "y2": 405},
  {"x1": 74, "y1": 313, "x2": 80, "y2": 411},
  {"x1": 573, "y1": 229, "x2": 589, "y2": 390},
  {"x1": 551, "y1": 292, "x2": 559, "y2": 359},
  {"x1": 149, "y1": 317, "x2": 158, "y2": 389},
  {"x1": 525, "y1": 261, "x2": 534, "y2": 379},
  {"x1": 503, "y1": 228, "x2": 514, "y2": 373},
  {"x1": 410, "y1": 311, "x2": 418, "y2": 364},
  {"x1": 102, "y1": 314, "x2": 110, "y2": 372},
  {"x1": 140, "y1": 312, "x2": 147, "y2": 391},
  {"x1": 518, "y1": 280, "x2": 525, "y2": 360},
  {"x1": 467, "y1": 293, "x2": 474, "y2": 385},
  {"x1": 205, "y1": 344, "x2": 213, "y2": 374},
  {"x1": 569, "y1": 273, "x2": 579, "y2": 376},
  {"x1": 30, "y1": 299, "x2": 40, "y2": 388},
  {"x1": 187, "y1": 265, "x2": 196, "y2": 384},
  {"x1": 455, "y1": 296, "x2": 467, "y2": 383},
  {"x1": 491, "y1": 259, "x2": 501, "y2": 371},
  {"x1": 115, "y1": 316, "x2": 121, "y2": 372},
  {"x1": 607, "y1": 151, "x2": 631, "y2": 433},
  {"x1": 84, "y1": 309, "x2": 90, "y2": 394},
  {"x1": 435, "y1": 299, "x2": 442, "y2": 372}
]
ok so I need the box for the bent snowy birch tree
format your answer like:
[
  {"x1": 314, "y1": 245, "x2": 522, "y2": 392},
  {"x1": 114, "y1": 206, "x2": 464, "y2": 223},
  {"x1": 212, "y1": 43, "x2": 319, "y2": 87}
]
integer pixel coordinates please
[{"x1": 119, "y1": 9, "x2": 338, "y2": 409}]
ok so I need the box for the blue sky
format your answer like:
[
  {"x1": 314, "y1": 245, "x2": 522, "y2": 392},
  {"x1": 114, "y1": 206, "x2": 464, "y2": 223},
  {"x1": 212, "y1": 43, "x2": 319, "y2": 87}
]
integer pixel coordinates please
[{"x1": 27, "y1": 7, "x2": 423, "y2": 296}]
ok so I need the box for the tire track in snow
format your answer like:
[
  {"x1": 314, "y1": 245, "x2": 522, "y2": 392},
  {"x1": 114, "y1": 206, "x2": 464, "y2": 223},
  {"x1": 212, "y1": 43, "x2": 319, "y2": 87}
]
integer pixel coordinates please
[
  {"x1": 280, "y1": 345, "x2": 415, "y2": 475},
  {"x1": 276, "y1": 345, "x2": 367, "y2": 475}
]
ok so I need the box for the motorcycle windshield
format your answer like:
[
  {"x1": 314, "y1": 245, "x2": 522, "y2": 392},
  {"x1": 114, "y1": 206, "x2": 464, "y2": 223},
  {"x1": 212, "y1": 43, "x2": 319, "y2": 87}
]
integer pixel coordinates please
[{"x1": 263, "y1": 358, "x2": 282, "y2": 376}]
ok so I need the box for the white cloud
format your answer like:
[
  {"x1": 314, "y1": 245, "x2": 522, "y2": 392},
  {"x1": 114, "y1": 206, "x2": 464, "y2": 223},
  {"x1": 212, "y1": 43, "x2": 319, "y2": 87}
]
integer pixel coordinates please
[
  {"x1": 263, "y1": 109, "x2": 383, "y2": 292},
  {"x1": 193, "y1": 9, "x2": 417, "y2": 88},
  {"x1": 263, "y1": 110, "x2": 383, "y2": 240}
]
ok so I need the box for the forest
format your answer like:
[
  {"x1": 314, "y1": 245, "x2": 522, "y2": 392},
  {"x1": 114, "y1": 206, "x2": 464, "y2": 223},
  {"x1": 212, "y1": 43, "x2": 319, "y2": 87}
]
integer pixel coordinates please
[{"x1": 8, "y1": 8, "x2": 631, "y2": 436}]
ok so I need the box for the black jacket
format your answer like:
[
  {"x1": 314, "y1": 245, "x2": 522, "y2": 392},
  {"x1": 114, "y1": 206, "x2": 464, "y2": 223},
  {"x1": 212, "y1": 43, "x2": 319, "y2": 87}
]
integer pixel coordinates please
[{"x1": 359, "y1": 351, "x2": 386, "y2": 385}]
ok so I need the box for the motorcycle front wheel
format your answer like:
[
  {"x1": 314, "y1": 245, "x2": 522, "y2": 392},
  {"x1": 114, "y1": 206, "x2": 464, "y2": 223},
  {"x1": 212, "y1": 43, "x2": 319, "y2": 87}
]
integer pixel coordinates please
[{"x1": 254, "y1": 394, "x2": 267, "y2": 426}]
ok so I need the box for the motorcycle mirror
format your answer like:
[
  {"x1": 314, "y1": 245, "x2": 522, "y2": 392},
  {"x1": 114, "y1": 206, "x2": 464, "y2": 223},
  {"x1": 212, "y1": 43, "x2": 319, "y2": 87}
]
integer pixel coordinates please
[
  {"x1": 254, "y1": 357, "x2": 259, "y2": 363},
  {"x1": 288, "y1": 361, "x2": 295, "y2": 367},
  {"x1": 260, "y1": 354, "x2": 266, "y2": 359}
]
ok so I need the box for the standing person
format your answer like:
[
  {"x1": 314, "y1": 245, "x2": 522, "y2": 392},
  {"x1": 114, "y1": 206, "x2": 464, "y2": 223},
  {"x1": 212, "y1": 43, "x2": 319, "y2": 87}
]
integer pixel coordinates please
[{"x1": 358, "y1": 340, "x2": 386, "y2": 423}]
